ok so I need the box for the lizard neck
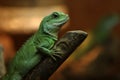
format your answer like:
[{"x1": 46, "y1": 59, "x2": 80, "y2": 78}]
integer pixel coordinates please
[{"x1": 37, "y1": 24, "x2": 58, "y2": 41}]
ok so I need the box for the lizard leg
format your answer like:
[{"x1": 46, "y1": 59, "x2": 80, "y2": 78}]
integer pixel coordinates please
[
  {"x1": 37, "y1": 46, "x2": 57, "y2": 61},
  {"x1": 38, "y1": 46, "x2": 52, "y2": 55}
]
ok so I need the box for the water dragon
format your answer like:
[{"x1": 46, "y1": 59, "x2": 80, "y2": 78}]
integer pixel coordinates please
[{"x1": 2, "y1": 11, "x2": 69, "y2": 80}]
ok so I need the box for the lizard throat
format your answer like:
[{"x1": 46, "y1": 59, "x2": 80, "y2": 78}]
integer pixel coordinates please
[
  {"x1": 38, "y1": 27, "x2": 58, "y2": 41},
  {"x1": 44, "y1": 31, "x2": 58, "y2": 41}
]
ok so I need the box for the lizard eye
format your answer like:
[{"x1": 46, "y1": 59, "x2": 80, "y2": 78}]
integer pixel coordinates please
[{"x1": 52, "y1": 12, "x2": 59, "y2": 18}]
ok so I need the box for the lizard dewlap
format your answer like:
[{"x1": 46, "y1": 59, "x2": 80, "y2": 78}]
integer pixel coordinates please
[{"x1": 2, "y1": 12, "x2": 69, "y2": 80}]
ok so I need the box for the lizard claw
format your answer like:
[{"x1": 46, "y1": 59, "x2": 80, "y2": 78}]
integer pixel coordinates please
[
  {"x1": 49, "y1": 54, "x2": 57, "y2": 61},
  {"x1": 53, "y1": 53, "x2": 63, "y2": 58},
  {"x1": 49, "y1": 49, "x2": 64, "y2": 61},
  {"x1": 52, "y1": 51, "x2": 64, "y2": 59}
]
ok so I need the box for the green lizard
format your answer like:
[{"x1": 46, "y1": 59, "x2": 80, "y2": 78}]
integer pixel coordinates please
[{"x1": 2, "y1": 12, "x2": 69, "y2": 80}]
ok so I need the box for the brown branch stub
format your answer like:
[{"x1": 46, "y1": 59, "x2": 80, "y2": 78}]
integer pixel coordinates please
[
  {"x1": 0, "y1": 45, "x2": 6, "y2": 79},
  {"x1": 24, "y1": 30, "x2": 88, "y2": 80}
]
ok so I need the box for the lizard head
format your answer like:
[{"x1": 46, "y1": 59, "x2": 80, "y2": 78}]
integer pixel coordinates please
[{"x1": 40, "y1": 12, "x2": 69, "y2": 37}]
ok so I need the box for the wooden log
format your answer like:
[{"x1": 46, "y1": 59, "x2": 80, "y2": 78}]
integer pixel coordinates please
[{"x1": 24, "y1": 30, "x2": 88, "y2": 80}]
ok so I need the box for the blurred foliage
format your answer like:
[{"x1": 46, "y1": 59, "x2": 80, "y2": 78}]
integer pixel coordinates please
[
  {"x1": 60, "y1": 13, "x2": 120, "y2": 80},
  {"x1": 75, "y1": 13, "x2": 119, "y2": 59}
]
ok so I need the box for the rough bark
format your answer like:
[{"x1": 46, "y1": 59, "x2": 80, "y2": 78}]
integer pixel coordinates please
[{"x1": 24, "y1": 30, "x2": 88, "y2": 80}]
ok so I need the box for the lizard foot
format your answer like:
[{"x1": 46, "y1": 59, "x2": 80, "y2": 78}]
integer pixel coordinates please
[{"x1": 51, "y1": 50, "x2": 64, "y2": 60}]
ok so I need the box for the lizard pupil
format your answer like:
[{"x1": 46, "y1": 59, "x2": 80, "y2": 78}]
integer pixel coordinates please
[{"x1": 53, "y1": 13, "x2": 59, "y2": 18}]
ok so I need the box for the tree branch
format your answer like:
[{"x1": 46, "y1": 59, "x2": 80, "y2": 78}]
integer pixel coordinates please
[
  {"x1": 0, "y1": 45, "x2": 6, "y2": 79},
  {"x1": 23, "y1": 30, "x2": 88, "y2": 80}
]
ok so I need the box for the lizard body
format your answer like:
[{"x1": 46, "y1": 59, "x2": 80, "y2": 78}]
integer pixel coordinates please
[{"x1": 2, "y1": 12, "x2": 69, "y2": 80}]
